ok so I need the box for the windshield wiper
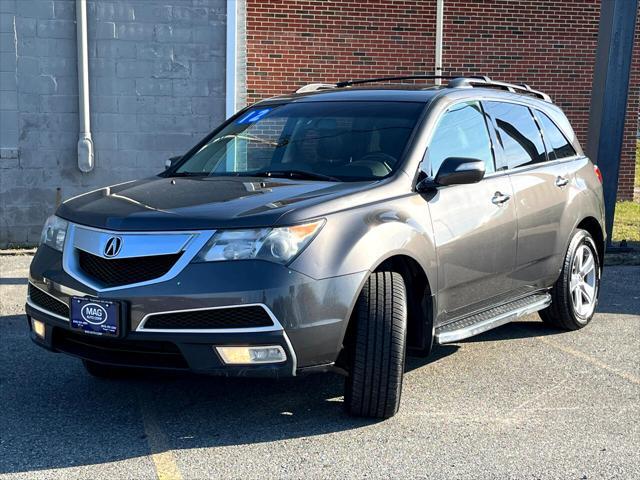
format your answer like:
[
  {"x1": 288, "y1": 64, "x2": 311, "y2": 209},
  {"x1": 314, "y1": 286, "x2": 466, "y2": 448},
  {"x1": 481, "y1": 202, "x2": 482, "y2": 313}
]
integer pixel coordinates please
[
  {"x1": 167, "y1": 171, "x2": 210, "y2": 177},
  {"x1": 250, "y1": 170, "x2": 341, "y2": 182}
]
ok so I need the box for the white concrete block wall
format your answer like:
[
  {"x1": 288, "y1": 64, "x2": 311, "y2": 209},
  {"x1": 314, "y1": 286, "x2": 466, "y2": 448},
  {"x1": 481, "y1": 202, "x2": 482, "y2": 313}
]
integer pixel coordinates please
[{"x1": 0, "y1": 0, "x2": 228, "y2": 246}]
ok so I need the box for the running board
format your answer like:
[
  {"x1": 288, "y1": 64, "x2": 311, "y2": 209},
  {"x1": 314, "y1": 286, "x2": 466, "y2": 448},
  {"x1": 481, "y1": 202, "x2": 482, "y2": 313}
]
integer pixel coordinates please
[{"x1": 435, "y1": 293, "x2": 552, "y2": 344}]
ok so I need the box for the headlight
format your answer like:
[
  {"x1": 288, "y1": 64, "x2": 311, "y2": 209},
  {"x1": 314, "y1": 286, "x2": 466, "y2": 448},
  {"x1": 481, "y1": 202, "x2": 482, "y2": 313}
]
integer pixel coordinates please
[
  {"x1": 40, "y1": 215, "x2": 68, "y2": 252},
  {"x1": 194, "y1": 220, "x2": 324, "y2": 264}
]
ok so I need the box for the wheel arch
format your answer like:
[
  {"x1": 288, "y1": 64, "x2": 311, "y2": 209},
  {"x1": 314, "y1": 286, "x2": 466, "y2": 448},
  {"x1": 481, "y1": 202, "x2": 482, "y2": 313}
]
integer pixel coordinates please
[
  {"x1": 338, "y1": 253, "x2": 436, "y2": 366},
  {"x1": 375, "y1": 254, "x2": 435, "y2": 355},
  {"x1": 575, "y1": 216, "x2": 605, "y2": 269}
]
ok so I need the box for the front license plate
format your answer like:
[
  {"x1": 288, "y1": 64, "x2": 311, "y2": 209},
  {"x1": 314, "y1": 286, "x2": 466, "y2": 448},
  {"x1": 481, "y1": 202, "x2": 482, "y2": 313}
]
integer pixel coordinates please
[{"x1": 70, "y1": 297, "x2": 120, "y2": 337}]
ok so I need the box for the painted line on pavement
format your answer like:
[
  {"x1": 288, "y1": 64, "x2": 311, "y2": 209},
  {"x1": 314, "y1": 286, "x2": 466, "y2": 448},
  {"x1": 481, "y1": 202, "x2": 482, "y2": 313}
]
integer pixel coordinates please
[
  {"x1": 536, "y1": 335, "x2": 640, "y2": 385},
  {"x1": 138, "y1": 393, "x2": 183, "y2": 480}
]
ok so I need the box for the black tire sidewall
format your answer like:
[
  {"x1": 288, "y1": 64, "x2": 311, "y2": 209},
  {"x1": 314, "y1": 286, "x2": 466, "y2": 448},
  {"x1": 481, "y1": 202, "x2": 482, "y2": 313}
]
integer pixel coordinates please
[{"x1": 344, "y1": 271, "x2": 407, "y2": 419}]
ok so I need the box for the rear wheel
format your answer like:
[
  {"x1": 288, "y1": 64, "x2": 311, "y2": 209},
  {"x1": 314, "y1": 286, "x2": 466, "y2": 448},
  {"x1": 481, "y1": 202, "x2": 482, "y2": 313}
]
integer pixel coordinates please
[
  {"x1": 344, "y1": 271, "x2": 407, "y2": 419},
  {"x1": 540, "y1": 229, "x2": 600, "y2": 330}
]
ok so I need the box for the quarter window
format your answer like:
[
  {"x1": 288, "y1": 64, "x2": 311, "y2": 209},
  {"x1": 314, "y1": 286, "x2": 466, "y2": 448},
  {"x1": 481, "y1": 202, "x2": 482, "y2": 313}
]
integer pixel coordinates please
[
  {"x1": 536, "y1": 111, "x2": 577, "y2": 160},
  {"x1": 484, "y1": 101, "x2": 546, "y2": 169},
  {"x1": 425, "y1": 101, "x2": 495, "y2": 176}
]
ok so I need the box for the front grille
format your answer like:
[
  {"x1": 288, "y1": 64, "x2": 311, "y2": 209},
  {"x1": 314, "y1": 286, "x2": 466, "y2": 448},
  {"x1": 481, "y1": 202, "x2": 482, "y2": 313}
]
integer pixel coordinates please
[
  {"x1": 143, "y1": 306, "x2": 274, "y2": 330},
  {"x1": 77, "y1": 250, "x2": 182, "y2": 287},
  {"x1": 53, "y1": 328, "x2": 188, "y2": 369},
  {"x1": 29, "y1": 284, "x2": 69, "y2": 318}
]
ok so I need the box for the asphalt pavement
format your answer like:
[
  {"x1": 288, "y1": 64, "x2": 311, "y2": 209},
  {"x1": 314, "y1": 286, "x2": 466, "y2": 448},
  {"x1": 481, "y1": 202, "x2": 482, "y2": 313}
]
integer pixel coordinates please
[{"x1": 1, "y1": 253, "x2": 638, "y2": 479}]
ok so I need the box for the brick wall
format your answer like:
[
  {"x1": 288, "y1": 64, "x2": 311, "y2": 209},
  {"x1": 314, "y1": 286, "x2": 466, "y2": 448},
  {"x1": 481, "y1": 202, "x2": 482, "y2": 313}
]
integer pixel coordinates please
[
  {"x1": 246, "y1": 0, "x2": 639, "y2": 200},
  {"x1": 620, "y1": 24, "x2": 640, "y2": 201},
  {"x1": 246, "y1": 0, "x2": 436, "y2": 101},
  {"x1": 0, "y1": 0, "x2": 227, "y2": 247}
]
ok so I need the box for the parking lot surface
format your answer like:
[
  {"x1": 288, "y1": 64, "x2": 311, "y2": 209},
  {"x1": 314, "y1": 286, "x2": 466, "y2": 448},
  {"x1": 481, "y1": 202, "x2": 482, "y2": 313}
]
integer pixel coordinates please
[{"x1": 1, "y1": 253, "x2": 638, "y2": 479}]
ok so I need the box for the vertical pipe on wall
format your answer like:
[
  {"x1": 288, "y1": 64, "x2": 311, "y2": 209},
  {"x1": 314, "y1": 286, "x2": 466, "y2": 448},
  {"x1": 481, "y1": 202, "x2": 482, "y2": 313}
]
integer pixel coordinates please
[
  {"x1": 225, "y1": 0, "x2": 239, "y2": 170},
  {"x1": 226, "y1": 0, "x2": 238, "y2": 118},
  {"x1": 76, "y1": 0, "x2": 93, "y2": 172},
  {"x1": 434, "y1": 0, "x2": 444, "y2": 85}
]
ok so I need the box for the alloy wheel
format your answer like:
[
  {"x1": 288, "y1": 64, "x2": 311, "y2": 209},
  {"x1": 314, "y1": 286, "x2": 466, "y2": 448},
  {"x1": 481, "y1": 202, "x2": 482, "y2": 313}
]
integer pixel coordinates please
[{"x1": 569, "y1": 244, "x2": 598, "y2": 320}]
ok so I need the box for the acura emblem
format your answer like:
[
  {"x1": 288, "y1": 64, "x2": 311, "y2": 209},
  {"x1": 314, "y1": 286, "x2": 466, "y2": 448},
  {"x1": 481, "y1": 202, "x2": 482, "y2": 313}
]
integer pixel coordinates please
[{"x1": 104, "y1": 236, "x2": 123, "y2": 258}]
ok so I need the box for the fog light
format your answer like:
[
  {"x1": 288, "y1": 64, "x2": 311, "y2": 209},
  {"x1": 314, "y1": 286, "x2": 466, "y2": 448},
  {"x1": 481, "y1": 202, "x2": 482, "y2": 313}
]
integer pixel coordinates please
[
  {"x1": 215, "y1": 345, "x2": 287, "y2": 365},
  {"x1": 32, "y1": 319, "x2": 46, "y2": 339}
]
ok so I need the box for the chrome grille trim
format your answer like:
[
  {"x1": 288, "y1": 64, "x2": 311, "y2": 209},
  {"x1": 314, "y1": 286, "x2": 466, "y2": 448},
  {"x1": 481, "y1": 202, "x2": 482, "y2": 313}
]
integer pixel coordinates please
[
  {"x1": 137, "y1": 303, "x2": 298, "y2": 375},
  {"x1": 62, "y1": 223, "x2": 215, "y2": 292}
]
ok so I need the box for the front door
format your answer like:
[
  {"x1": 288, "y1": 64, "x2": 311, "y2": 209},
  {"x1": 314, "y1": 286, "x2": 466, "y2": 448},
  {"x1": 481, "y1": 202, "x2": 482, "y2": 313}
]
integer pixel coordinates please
[{"x1": 422, "y1": 101, "x2": 518, "y2": 323}]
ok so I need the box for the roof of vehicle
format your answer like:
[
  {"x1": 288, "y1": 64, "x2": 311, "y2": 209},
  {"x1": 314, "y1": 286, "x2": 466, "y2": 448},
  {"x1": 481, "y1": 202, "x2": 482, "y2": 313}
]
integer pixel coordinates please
[{"x1": 257, "y1": 75, "x2": 555, "y2": 108}]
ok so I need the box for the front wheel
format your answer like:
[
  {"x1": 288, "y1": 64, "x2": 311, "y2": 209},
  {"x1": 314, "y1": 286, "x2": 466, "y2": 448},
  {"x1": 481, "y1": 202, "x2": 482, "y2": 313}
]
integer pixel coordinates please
[
  {"x1": 540, "y1": 229, "x2": 601, "y2": 330},
  {"x1": 344, "y1": 271, "x2": 407, "y2": 419}
]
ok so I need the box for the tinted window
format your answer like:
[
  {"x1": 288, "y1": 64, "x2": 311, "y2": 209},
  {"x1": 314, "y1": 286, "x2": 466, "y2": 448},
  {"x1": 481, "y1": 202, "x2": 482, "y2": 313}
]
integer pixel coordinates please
[
  {"x1": 173, "y1": 101, "x2": 424, "y2": 181},
  {"x1": 484, "y1": 101, "x2": 546, "y2": 169},
  {"x1": 536, "y1": 111, "x2": 577, "y2": 160},
  {"x1": 425, "y1": 101, "x2": 494, "y2": 176}
]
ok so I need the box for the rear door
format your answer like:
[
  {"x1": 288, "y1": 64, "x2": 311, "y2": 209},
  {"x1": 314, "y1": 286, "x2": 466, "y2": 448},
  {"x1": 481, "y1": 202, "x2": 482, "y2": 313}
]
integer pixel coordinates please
[
  {"x1": 423, "y1": 101, "x2": 518, "y2": 323},
  {"x1": 483, "y1": 101, "x2": 575, "y2": 292}
]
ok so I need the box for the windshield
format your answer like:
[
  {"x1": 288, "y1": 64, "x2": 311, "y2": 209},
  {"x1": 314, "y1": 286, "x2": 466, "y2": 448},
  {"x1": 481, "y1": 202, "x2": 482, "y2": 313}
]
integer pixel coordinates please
[{"x1": 172, "y1": 101, "x2": 425, "y2": 181}]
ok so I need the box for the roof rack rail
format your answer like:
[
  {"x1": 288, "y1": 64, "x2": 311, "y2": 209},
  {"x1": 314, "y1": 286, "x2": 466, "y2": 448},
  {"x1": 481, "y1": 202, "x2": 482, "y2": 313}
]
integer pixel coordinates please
[
  {"x1": 447, "y1": 77, "x2": 552, "y2": 102},
  {"x1": 295, "y1": 75, "x2": 471, "y2": 93},
  {"x1": 335, "y1": 75, "x2": 467, "y2": 88},
  {"x1": 295, "y1": 83, "x2": 339, "y2": 94},
  {"x1": 294, "y1": 75, "x2": 551, "y2": 102}
]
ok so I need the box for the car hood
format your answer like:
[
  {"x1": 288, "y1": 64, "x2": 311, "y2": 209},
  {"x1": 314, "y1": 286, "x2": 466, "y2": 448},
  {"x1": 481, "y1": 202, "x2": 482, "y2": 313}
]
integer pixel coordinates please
[{"x1": 57, "y1": 176, "x2": 378, "y2": 230}]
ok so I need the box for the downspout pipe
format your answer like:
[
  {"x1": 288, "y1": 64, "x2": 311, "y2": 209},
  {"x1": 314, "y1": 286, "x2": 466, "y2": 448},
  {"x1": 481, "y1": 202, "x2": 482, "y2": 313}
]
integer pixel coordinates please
[
  {"x1": 434, "y1": 0, "x2": 444, "y2": 85},
  {"x1": 225, "y1": 0, "x2": 238, "y2": 118},
  {"x1": 76, "y1": 0, "x2": 94, "y2": 172}
]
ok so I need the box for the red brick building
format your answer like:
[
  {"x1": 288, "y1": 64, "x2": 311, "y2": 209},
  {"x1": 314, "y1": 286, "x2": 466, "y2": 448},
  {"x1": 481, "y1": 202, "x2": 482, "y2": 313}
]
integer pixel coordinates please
[{"x1": 244, "y1": 0, "x2": 639, "y2": 200}]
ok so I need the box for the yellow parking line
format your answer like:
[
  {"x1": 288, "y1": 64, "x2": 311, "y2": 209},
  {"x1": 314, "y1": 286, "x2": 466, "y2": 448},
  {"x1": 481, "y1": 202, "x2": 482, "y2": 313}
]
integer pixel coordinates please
[
  {"x1": 536, "y1": 336, "x2": 640, "y2": 385},
  {"x1": 138, "y1": 395, "x2": 183, "y2": 480}
]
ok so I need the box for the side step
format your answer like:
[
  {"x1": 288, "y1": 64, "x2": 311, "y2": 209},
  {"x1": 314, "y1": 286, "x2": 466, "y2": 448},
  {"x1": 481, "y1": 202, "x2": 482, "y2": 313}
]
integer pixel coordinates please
[{"x1": 435, "y1": 293, "x2": 551, "y2": 344}]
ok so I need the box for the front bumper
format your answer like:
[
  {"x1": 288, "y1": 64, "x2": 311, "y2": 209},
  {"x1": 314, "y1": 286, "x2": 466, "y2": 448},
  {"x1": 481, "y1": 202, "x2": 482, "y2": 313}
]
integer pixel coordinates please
[
  {"x1": 28, "y1": 244, "x2": 367, "y2": 377},
  {"x1": 27, "y1": 305, "x2": 298, "y2": 377}
]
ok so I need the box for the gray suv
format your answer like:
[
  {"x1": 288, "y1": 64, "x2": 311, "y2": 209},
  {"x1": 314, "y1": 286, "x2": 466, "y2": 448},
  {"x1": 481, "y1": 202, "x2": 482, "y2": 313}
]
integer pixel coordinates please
[{"x1": 27, "y1": 76, "x2": 605, "y2": 419}]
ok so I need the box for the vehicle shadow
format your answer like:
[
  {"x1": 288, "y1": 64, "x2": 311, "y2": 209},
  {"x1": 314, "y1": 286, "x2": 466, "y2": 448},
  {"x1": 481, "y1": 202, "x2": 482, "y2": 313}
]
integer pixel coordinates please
[
  {"x1": 458, "y1": 320, "x2": 563, "y2": 343},
  {"x1": 0, "y1": 315, "x2": 459, "y2": 475}
]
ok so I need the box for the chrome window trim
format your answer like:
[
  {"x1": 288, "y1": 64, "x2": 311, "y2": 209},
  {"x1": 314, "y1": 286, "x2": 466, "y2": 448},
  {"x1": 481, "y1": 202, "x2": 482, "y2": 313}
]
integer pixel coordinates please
[
  {"x1": 483, "y1": 154, "x2": 585, "y2": 179},
  {"x1": 27, "y1": 282, "x2": 70, "y2": 322},
  {"x1": 419, "y1": 99, "x2": 497, "y2": 177},
  {"x1": 137, "y1": 303, "x2": 298, "y2": 376},
  {"x1": 62, "y1": 223, "x2": 215, "y2": 292}
]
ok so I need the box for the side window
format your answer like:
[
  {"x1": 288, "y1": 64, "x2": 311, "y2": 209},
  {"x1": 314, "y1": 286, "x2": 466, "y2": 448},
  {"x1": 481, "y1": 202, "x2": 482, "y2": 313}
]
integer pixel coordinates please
[
  {"x1": 425, "y1": 101, "x2": 495, "y2": 176},
  {"x1": 536, "y1": 111, "x2": 577, "y2": 160},
  {"x1": 484, "y1": 101, "x2": 546, "y2": 169}
]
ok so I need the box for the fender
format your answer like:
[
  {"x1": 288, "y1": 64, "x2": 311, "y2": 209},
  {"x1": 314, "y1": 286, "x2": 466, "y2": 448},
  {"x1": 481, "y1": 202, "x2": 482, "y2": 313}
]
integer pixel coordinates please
[
  {"x1": 554, "y1": 157, "x2": 606, "y2": 279},
  {"x1": 289, "y1": 194, "x2": 437, "y2": 288}
]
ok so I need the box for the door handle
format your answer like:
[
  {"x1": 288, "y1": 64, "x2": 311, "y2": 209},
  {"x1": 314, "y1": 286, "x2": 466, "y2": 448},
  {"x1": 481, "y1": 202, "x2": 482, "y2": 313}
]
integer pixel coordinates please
[
  {"x1": 492, "y1": 192, "x2": 511, "y2": 205},
  {"x1": 555, "y1": 176, "x2": 569, "y2": 187}
]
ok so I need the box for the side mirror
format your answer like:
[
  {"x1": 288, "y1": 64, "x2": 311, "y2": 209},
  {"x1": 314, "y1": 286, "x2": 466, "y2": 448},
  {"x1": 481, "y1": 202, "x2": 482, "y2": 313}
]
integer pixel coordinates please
[
  {"x1": 417, "y1": 157, "x2": 486, "y2": 192},
  {"x1": 165, "y1": 155, "x2": 182, "y2": 170}
]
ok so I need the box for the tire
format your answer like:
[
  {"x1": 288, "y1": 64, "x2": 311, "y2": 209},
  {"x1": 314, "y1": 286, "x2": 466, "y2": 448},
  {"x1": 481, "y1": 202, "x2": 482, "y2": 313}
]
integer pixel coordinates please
[
  {"x1": 344, "y1": 271, "x2": 407, "y2": 419},
  {"x1": 82, "y1": 360, "x2": 132, "y2": 378},
  {"x1": 540, "y1": 229, "x2": 601, "y2": 330}
]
